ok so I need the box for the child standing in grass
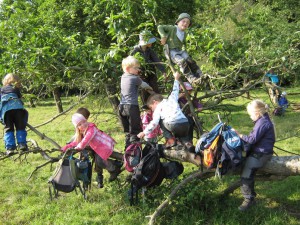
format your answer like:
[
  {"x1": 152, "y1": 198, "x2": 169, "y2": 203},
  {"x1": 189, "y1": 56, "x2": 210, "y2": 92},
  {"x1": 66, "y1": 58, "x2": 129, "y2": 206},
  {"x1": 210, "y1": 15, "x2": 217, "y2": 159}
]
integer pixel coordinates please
[
  {"x1": 118, "y1": 56, "x2": 153, "y2": 150},
  {"x1": 0, "y1": 73, "x2": 28, "y2": 155},
  {"x1": 158, "y1": 13, "x2": 202, "y2": 85},
  {"x1": 233, "y1": 99, "x2": 275, "y2": 211},
  {"x1": 62, "y1": 111, "x2": 122, "y2": 188}
]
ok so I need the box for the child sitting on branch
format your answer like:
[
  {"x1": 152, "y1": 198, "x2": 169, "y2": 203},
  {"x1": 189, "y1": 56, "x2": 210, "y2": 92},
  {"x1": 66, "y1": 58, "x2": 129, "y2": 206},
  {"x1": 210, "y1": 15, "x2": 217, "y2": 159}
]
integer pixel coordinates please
[{"x1": 158, "y1": 13, "x2": 202, "y2": 85}]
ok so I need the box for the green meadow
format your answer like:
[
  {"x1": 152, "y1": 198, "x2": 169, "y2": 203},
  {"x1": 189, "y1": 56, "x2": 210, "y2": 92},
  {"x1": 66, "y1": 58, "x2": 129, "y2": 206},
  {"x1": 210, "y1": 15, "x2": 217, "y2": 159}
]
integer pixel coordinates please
[{"x1": 0, "y1": 88, "x2": 299, "y2": 225}]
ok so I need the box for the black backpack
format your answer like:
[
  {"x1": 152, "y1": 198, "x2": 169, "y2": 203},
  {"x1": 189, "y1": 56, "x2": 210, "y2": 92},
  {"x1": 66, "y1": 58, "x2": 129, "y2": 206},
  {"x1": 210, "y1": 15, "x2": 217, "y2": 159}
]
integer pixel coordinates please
[{"x1": 129, "y1": 143, "x2": 165, "y2": 205}]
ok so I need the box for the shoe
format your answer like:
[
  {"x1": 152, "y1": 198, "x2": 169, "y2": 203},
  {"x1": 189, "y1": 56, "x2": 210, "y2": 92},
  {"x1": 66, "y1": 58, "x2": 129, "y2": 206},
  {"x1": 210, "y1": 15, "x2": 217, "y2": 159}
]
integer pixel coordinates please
[
  {"x1": 109, "y1": 166, "x2": 122, "y2": 182},
  {"x1": 238, "y1": 198, "x2": 256, "y2": 211},
  {"x1": 190, "y1": 77, "x2": 202, "y2": 86},
  {"x1": 165, "y1": 137, "x2": 177, "y2": 149},
  {"x1": 6, "y1": 148, "x2": 15, "y2": 156},
  {"x1": 18, "y1": 143, "x2": 28, "y2": 152}
]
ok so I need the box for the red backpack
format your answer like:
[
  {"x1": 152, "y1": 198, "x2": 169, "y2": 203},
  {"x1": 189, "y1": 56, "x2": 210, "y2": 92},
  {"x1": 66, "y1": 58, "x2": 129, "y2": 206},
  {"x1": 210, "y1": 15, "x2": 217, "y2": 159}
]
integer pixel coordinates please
[{"x1": 124, "y1": 142, "x2": 142, "y2": 172}]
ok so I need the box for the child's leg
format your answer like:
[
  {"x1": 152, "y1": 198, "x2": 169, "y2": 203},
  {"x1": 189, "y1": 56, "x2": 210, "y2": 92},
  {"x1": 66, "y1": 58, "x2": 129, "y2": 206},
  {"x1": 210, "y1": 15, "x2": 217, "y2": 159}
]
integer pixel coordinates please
[
  {"x1": 14, "y1": 109, "x2": 28, "y2": 151},
  {"x1": 94, "y1": 155, "x2": 104, "y2": 188},
  {"x1": 186, "y1": 57, "x2": 202, "y2": 77},
  {"x1": 3, "y1": 111, "x2": 16, "y2": 153}
]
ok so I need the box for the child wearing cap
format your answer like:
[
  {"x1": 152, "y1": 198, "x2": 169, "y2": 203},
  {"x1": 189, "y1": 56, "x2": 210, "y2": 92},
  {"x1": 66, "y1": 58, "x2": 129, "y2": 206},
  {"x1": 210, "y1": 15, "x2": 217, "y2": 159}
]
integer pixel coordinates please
[
  {"x1": 140, "y1": 104, "x2": 162, "y2": 143},
  {"x1": 137, "y1": 71, "x2": 193, "y2": 151},
  {"x1": 158, "y1": 13, "x2": 202, "y2": 85},
  {"x1": 178, "y1": 82, "x2": 203, "y2": 145},
  {"x1": 118, "y1": 56, "x2": 153, "y2": 150},
  {"x1": 62, "y1": 112, "x2": 122, "y2": 187},
  {"x1": 131, "y1": 30, "x2": 166, "y2": 102}
]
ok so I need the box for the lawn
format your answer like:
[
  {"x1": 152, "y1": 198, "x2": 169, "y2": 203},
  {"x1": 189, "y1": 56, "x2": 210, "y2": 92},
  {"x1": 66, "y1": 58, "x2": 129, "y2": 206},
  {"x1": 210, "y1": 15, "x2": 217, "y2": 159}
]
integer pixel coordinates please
[{"x1": 0, "y1": 87, "x2": 299, "y2": 225}]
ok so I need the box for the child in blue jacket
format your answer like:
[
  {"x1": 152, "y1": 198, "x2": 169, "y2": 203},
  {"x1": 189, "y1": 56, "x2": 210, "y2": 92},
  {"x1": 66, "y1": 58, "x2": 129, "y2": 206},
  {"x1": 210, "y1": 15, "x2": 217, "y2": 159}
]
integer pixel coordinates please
[{"x1": 0, "y1": 73, "x2": 28, "y2": 155}]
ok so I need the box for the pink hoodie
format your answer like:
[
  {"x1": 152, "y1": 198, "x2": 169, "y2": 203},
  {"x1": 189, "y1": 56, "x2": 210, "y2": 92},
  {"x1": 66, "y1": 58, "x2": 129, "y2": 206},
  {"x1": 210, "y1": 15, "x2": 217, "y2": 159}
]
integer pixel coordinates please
[{"x1": 62, "y1": 123, "x2": 115, "y2": 160}]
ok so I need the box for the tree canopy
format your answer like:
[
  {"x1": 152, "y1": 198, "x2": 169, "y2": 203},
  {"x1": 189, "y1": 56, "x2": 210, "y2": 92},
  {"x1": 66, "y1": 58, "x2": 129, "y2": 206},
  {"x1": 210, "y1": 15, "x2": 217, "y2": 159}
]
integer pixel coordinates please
[{"x1": 0, "y1": 0, "x2": 299, "y2": 111}]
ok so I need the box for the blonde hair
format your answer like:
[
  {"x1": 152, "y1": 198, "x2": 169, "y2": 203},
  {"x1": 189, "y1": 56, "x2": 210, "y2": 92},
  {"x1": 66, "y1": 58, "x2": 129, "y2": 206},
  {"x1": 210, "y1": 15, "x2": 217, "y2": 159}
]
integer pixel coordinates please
[
  {"x1": 2, "y1": 73, "x2": 21, "y2": 88},
  {"x1": 247, "y1": 99, "x2": 269, "y2": 118},
  {"x1": 122, "y1": 56, "x2": 140, "y2": 72},
  {"x1": 74, "y1": 127, "x2": 83, "y2": 143}
]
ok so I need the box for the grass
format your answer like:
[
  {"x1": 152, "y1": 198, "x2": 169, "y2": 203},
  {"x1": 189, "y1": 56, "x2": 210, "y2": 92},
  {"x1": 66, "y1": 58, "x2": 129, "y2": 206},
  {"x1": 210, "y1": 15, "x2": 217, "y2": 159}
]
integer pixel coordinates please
[{"x1": 0, "y1": 87, "x2": 299, "y2": 225}]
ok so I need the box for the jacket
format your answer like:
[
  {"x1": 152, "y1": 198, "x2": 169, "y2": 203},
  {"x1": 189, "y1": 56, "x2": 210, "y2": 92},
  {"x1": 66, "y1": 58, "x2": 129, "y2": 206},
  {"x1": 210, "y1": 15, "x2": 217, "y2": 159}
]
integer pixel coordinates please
[
  {"x1": 157, "y1": 25, "x2": 187, "y2": 50},
  {"x1": 240, "y1": 113, "x2": 275, "y2": 154},
  {"x1": 143, "y1": 80, "x2": 188, "y2": 135},
  {"x1": 62, "y1": 123, "x2": 116, "y2": 160}
]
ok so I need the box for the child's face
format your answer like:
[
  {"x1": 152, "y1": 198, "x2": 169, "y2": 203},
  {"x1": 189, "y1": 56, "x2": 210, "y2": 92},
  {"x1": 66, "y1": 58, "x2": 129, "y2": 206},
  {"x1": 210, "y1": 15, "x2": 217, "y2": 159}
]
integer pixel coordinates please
[
  {"x1": 127, "y1": 64, "x2": 141, "y2": 75},
  {"x1": 77, "y1": 120, "x2": 88, "y2": 132},
  {"x1": 148, "y1": 101, "x2": 159, "y2": 111},
  {"x1": 177, "y1": 18, "x2": 190, "y2": 31}
]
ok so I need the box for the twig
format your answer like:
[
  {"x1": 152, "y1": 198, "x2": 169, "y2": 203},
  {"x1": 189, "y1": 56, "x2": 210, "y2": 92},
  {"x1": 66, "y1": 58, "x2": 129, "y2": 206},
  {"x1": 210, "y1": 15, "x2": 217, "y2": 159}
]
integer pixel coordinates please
[
  {"x1": 147, "y1": 171, "x2": 212, "y2": 225},
  {"x1": 27, "y1": 158, "x2": 59, "y2": 180}
]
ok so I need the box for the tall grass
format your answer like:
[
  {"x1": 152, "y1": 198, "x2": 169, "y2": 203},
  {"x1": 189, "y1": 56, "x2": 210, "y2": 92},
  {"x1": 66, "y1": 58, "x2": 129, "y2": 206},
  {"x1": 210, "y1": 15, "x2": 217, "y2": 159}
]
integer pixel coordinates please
[{"x1": 0, "y1": 88, "x2": 299, "y2": 225}]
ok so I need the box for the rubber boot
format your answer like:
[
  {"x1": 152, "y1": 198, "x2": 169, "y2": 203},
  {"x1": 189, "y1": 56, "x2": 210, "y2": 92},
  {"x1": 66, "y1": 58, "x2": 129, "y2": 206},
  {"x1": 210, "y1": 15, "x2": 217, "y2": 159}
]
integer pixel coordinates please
[
  {"x1": 4, "y1": 131, "x2": 16, "y2": 152},
  {"x1": 97, "y1": 173, "x2": 104, "y2": 188},
  {"x1": 16, "y1": 130, "x2": 28, "y2": 151}
]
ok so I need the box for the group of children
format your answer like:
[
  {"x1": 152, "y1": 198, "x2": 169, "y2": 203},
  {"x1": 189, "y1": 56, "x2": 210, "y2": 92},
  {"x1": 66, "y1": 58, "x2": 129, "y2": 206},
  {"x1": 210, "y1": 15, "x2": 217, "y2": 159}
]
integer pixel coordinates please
[{"x1": 0, "y1": 12, "x2": 279, "y2": 211}]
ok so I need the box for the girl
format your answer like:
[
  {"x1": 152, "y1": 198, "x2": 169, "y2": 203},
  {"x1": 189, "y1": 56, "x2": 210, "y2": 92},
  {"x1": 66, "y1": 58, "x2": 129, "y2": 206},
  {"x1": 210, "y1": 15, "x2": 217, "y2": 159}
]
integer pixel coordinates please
[
  {"x1": 0, "y1": 73, "x2": 28, "y2": 155},
  {"x1": 62, "y1": 113, "x2": 122, "y2": 187},
  {"x1": 234, "y1": 99, "x2": 275, "y2": 211}
]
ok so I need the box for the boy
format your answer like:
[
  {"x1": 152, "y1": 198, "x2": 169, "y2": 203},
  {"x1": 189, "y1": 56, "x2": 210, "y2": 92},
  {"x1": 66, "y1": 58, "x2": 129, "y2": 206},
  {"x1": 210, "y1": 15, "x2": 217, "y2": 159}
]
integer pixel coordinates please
[
  {"x1": 131, "y1": 30, "x2": 166, "y2": 102},
  {"x1": 137, "y1": 71, "x2": 194, "y2": 152},
  {"x1": 118, "y1": 56, "x2": 153, "y2": 150},
  {"x1": 158, "y1": 13, "x2": 202, "y2": 85}
]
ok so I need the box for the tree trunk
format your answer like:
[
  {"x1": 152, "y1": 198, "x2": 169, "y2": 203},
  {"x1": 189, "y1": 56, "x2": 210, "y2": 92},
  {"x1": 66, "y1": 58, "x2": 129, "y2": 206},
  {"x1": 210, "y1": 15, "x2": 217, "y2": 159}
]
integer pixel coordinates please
[
  {"x1": 105, "y1": 83, "x2": 120, "y2": 114},
  {"x1": 53, "y1": 88, "x2": 63, "y2": 113}
]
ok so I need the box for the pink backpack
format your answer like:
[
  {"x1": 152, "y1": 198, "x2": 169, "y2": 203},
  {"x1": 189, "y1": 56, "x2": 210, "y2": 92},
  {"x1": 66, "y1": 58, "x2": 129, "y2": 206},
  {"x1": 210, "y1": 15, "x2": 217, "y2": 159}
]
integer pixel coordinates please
[{"x1": 124, "y1": 142, "x2": 142, "y2": 172}]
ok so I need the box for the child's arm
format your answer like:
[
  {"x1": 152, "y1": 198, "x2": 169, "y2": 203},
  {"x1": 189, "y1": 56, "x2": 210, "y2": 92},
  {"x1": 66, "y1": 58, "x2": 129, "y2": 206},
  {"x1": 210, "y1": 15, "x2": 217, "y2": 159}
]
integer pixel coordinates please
[
  {"x1": 157, "y1": 25, "x2": 173, "y2": 45},
  {"x1": 76, "y1": 126, "x2": 97, "y2": 150},
  {"x1": 61, "y1": 141, "x2": 77, "y2": 152}
]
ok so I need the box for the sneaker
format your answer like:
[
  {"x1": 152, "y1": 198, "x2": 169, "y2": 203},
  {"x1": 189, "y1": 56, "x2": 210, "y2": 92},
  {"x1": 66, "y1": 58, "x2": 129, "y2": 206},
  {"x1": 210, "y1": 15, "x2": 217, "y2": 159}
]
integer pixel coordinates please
[
  {"x1": 238, "y1": 198, "x2": 256, "y2": 211},
  {"x1": 165, "y1": 137, "x2": 177, "y2": 149},
  {"x1": 109, "y1": 166, "x2": 122, "y2": 182},
  {"x1": 6, "y1": 148, "x2": 15, "y2": 156},
  {"x1": 18, "y1": 143, "x2": 28, "y2": 152}
]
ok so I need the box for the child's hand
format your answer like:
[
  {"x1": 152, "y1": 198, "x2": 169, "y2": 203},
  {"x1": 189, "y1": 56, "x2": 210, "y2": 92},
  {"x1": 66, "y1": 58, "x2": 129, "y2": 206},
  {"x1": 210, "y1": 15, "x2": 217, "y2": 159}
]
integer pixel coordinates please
[
  {"x1": 137, "y1": 132, "x2": 145, "y2": 139},
  {"x1": 173, "y1": 71, "x2": 181, "y2": 80},
  {"x1": 160, "y1": 37, "x2": 167, "y2": 45}
]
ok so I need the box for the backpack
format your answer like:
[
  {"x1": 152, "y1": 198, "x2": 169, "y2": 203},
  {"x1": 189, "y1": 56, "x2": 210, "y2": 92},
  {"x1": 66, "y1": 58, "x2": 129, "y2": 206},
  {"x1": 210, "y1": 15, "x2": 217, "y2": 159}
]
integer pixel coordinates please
[
  {"x1": 129, "y1": 143, "x2": 165, "y2": 205},
  {"x1": 195, "y1": 122, "x2": 244, "y2": 175},
  {"x1": 124, "y1": 142, "x2": 142, "y2": 172},
  {"x1": 48, "y1": 150, "x2": 91, "y2": 200},
  {"x1": 217, "y1": 126, "x2": 243, "y2": 175}
]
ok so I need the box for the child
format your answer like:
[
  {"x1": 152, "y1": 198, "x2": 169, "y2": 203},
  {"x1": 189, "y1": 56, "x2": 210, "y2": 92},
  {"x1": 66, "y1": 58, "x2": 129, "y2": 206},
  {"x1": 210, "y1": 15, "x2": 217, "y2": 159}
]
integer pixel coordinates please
[
  {"x1": 118, "y1": 56, "x2": 153, "y2": 150},
  {"x1": 233, "y1": 100, "x2": 275, "y2": 211},
  {"x1": 0, "y1": 73, "x2": 28, "y2": 155},
  {"x1": 131, "y1": 30, "x2": 166, "y2": 102},
  {"x1": 278, "y1": 91, "x2": 289, "y2": 112},
  {"x1": 62, "y1": 112, "x2": 122, "y2": 188},
  {"x1": 140, "y1": 104, "x2": 162, "y2": 143},
  {"x1": 137, "y1": 71, "x2": 193, "y2": 152},
  {"x1": 158, "y1": 13, "x2": 202, "y2": 85},
  {"x1": 178, "y1": 82, "x2": 203, "y2": 145}
]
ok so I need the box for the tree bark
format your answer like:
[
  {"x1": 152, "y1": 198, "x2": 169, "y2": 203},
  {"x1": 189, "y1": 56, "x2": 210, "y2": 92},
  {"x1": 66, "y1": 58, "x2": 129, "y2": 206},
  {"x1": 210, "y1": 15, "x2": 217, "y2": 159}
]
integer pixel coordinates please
[{"x1": 53, "y1": 87, "x2": 63, "y2": 113}]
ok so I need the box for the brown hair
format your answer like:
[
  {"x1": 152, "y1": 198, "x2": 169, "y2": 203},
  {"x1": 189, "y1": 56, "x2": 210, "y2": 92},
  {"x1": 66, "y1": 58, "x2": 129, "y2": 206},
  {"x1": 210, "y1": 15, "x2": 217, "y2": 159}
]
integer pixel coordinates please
[
  {"x1": 146, "y1": 93, "x2": 164, "y2": 106},
  {"x1": 76, "y1": 107, "x2": 90, "y2": 120}
]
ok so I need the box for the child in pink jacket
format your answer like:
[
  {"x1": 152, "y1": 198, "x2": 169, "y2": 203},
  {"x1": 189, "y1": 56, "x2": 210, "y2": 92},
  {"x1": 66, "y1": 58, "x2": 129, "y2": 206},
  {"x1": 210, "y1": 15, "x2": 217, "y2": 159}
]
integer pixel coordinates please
[
  {"x1": 141, "y1": 105, "x2": 162, "y2": 143},
  {"x1": 62, "y1": 113, "x2": 122, "y2": 187}
]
